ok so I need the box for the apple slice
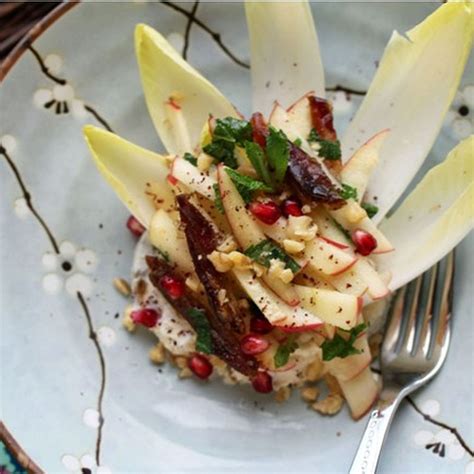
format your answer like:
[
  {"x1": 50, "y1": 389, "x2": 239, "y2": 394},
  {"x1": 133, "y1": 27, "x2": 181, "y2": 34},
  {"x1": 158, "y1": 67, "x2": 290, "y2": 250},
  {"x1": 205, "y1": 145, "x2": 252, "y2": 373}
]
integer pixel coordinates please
[
  {"x1": 286, "y1": 92, "x2": 313, "y2": 140},
  {"x1": 305, "y1": 237, "x2": 356, "y2": 276},
  {"x1": 340, "y1": 130, "x2": 389, "y2": 203},
  {"x1": 218, "y1": 165, "x2": 300, "y2": 306},
  {"x1": 295, "y1": 286, "x2": 359, "y2": 330},
  {"x1": 311, "y1": 209, "x2": 351, "y2": 249},
  {"x1": 329, "y1": 202, "x2": 394, "y2": 254},
  {"x1": 325, "y1": 333, "x2": 371, "y2": 382},
  {"x1": 148, "y1": 209, "x2": 195, "y2": 274},
  {"x1": 356, "y1": 259, "x2": 390, "y2": 300},
  {"x1": 233, "y1": 268, "x2": 323, "y2": 331},
  {"x1": 170, "y1": 157, "x2": 216, "y2": 200},
  {"x1": 338, "y1": 367, "x2": 380, "y2": 420}
]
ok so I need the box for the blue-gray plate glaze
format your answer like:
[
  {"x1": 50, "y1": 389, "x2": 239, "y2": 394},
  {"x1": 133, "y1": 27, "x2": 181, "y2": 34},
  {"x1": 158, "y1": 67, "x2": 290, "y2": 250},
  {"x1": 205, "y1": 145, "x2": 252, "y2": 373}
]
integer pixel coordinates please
[{"x1": 1, "y1": 2, "x2": 473, "y2": 473}]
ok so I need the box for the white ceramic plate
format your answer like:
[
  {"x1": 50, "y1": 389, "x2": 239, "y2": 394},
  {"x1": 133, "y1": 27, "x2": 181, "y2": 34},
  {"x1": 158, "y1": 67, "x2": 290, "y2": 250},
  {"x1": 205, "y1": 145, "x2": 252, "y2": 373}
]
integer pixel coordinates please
[{"x1": 1, "y1": 2, "x2": 473, "y2": 472}]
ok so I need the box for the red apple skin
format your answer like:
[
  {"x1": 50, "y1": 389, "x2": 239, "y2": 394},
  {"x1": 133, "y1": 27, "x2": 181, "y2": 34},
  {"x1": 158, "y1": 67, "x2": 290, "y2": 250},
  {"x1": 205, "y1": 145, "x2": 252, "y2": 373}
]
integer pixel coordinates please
[
  {"x1": 320, "y1": 236, "x2": 350, "y2": 250},
  {"x1": 357, "y1": 297, "x2": 364, "y2": 315},
  {"x1": 286, "y1": 91, "x2": 316, "y2": 112},
  {"x1": 342, "y1": 128, "x2": 390, "y2": 169},
  {"x1": 279, "y1": 322, "x2": 324, "y2": 334},
  {"x1": 372, "y1": 247, "x2": 395, "y2": 255},
  {"x1": 269, "y1": 361, "x2": 297, "y2": 373},
  {"x1": 330, "y1": 257, "x2": 358, "y2": 277}
]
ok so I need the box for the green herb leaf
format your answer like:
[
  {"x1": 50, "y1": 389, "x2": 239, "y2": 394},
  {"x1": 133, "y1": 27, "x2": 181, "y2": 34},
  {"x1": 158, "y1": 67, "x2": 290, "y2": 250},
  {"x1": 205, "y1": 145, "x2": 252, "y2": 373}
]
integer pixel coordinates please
[
  {"x1": 293, "y1": 138, "x2": 302, "y2": 147},
  {"x1": 155, "y1": 248, "x2": 170, "y2": 262},
  {"x1": 183, "y1": 152, "x2": 197, "y2": 167},
  {"x1": 274, "y1": 335, "x2": 298, "y2": 368},
  {"x1": 244, "y1": 239, "x2": 300, "y2": 274},
  {"x1": 213, "y1": 117, "x2": 253, "y2": 146},
  {"x1": 186, "y1": 307, "x2": 213, "y2": 354},
  {"x1": 225, "y1": 168, "x2": 272, "y2": 203},
  {"x1": 266, "y1": 126, "x2": 290, "y2": 185},
  {"x1": 307, "y1": 128, "x2": 341, "y2": 161},
  {"x1": 203, "y1": 141, "x2": 237, "y2": 169},
  {"x1": 213, "y1": 183, "x2": 224, "y2": 214},
  {"x1": 339, "y1": 183, "x2": 358, "y2": 201},
  {"x1": 333, "y1": 219, "x2": 351, "y2": 242},
  {"x1": 244, "y1": 141, "x2": 273, "y2": 187},
  {"x1": 321, "y1": 323, "x2": 367, "y2": 361},
  {"x1": 362, "y1": 202, "x2": 379, "y2": 219}
]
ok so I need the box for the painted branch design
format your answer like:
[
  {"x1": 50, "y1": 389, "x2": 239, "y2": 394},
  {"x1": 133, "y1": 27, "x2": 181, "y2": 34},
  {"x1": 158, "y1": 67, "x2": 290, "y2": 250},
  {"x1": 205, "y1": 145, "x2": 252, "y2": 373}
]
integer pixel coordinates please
[
  {"x1": 160, "y1": 0, "x2": 250, "y2": 69},
  {"x1": 77, "y1": 292, "x2": 107, "y2": 466},
  {"x1": 0, "y1": 145, "x2": 59, "y2": 254},
  {"x1": 182, "y1": 0, "x2": 199, "y2": 60}
]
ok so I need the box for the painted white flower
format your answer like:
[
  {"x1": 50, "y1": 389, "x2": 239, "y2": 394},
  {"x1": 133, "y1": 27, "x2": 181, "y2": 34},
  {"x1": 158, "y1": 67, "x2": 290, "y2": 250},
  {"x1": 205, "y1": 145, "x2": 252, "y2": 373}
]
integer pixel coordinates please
[
  {"x1": 41, "y1": 241, "x2": 97, "y2": 297},
  {"x1": 445, "y1": 85, "x2": 474, "y2": 140},
  {"x1": 61, "y1": 453, "x2": 111, "y2": 474},
  {"x1": 0, "y1": 134, "x2": 17, "y2": 155},
  {"x1": 413, "y1": 399, "x2": 466, "y2": 461},
  {"x1": 33, "y1": 55, "x2": 87, "y2": 119}
]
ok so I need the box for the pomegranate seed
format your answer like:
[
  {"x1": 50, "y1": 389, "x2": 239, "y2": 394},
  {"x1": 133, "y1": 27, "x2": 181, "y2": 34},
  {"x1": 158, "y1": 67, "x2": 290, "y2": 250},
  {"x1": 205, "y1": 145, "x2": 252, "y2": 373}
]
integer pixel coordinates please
[
  {"x1": 240, "y1": 334, "x2": 270, "y2": 355},
  {"x1": 250, "y1": 316, "x2": 273, "y2": 335},
  {"x1": 130, "y1": 308, "x2": 160, "y2": 328},
  {"x1": 281, "y1": 199, "x2": 303, "y2": 217},
  {"x1": 252, "y1": 371, "x2": 273, "y2": 393},
  {"x1": 167, "y1": 174, "x2": 178, "y2": 186},
  {"x1": 351, "y1": 229, "x2": 377, "y2": 256},
  {"x1": 126, "y1": 215, "x2": 145, "y2": 237},
  {"x1": 159, "y1": 274, "x2": 185, "y2": 300},
  {"x1": 188, "y1": 354, "x2": 213, "y2": 379},
  {"x1": 248, "y1": 201, "x2": 281, "y2": 225}
]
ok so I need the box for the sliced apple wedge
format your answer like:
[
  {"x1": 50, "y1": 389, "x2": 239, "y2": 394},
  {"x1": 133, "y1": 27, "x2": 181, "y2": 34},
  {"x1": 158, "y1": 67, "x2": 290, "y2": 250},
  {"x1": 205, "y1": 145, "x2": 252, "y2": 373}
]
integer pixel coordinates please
[
  {"x1": 233, "y1": 269, "x2": 323, "y2": 331},
  {"x1": 356, "y1": 259, "x2": 390, "y2": 300},
  {"x1": 338, "y1": 367, "x2": 380, "y2": 420},
  {"x1": 339, "y1": 129, "x2": 389, "y2": 203},
  {"x1": 325, "y1": 334, "x2": 371, "y2": 381},
  {"x1": 286, "y1": 92, "x2": 314, "y2": 140},
  {"x1": 218, "y1": 165, "x2": 300, "y2": 305},
  {"x1": 311, "y1": 209, "x2": 351, "y2": 249},
  {"x1": 329, "y1": 202, "x2": 394, "y2": 254},
  {"x1": 170, "y1": 157, "x2": 216, "y2": 200},
  {"x1": 305, "y1": 237, "x2": 357, "y2": 276},
  {"x1": 148, "y1": 209, "x2": 195, "y2": 275},
  {"x1": 295, "y1": 286, "x2": 359, "y2": 330}
]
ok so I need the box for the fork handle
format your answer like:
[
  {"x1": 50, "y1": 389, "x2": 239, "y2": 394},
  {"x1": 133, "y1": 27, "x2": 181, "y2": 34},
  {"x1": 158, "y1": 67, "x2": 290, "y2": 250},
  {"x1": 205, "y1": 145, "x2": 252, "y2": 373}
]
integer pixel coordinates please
[{"x1": 349, "y1": 398, "x2": 402, "y2": 474}]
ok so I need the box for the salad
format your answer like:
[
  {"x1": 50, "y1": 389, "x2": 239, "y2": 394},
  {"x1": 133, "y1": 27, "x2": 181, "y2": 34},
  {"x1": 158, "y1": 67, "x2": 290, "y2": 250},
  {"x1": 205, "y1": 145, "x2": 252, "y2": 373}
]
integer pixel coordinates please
[{"x1": 84, "y1": 1, "x2": 473, "y2": 420}]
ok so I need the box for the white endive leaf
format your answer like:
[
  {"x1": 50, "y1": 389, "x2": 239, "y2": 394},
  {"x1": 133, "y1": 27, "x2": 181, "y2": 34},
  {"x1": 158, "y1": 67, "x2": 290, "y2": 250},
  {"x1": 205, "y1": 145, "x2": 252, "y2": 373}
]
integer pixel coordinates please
[
  {"x1": 342, "y1": 1, "x2": 473, "y2": 223},
  {"x1": 376, "y1": 137, "x2": 474, "y2": 290},
  {"x1": 83, "y1": 125, "x2": 175, "y2": 228},
  {"x1": 245, "y1": 0, "x2": 325, "y2": 116},
  {"x1": 135, "y1": 24, "x2": 238, "y2": 155}
]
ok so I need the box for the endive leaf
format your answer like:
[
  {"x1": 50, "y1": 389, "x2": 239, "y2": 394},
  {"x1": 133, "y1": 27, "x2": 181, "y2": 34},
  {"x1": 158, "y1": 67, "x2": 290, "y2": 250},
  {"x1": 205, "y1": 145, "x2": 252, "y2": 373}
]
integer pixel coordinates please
[
  {"x1": 245, "y1": 0, "x2": 325, "y2": 116},
  {"x1": 83, "y1": 125, "x2": 175, "y2": 228},
  {"x1": 342, "y1": 1, "x2": 473, "y2": 223},
  {"x1": 135, "y1": 24, "x2": 238, "y2": 155},
  {"x1": 376, "y1": 137, "x2": 474, "y2": 290}
]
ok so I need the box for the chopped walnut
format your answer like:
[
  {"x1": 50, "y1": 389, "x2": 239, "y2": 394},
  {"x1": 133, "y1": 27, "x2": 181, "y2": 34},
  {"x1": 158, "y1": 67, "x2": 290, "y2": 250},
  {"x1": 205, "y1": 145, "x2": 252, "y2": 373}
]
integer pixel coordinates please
[
  {"x1": 178, "y1": 367, "x2": 193, "y2": 379},
  {"x1": 208, "y1": 250, "x2": 233, "y2": 272},
  {"x1": 305, "y1": 358, "x2": 324, "y2": 382},
  {"x1": 300, "y1": 386, "x2": 320, "y2": 403},
  {"x1": 287, "y1": 215, "x2": 318, "y2": 241},
  {"x1": 301, "y1": 204, "x2": 312, "y2": 215},
  {"x1": 122, "y1": 305, "x2": 136, "y2": 332},
  {"x1": 197, "y1": 152, "x2": 214, "y2": 172},
  {"x1": 275, "y1": 386, "x2": 292, "y2": 403},
  {"x1": 283, "y1": 239, "x2": 305, "y2": 254},
  {"x1": 174, "y1": 356, "x2": 188, "y2": 369},
  {"x1": 252, "y1": 263, "x2": 266, "y2": 277},
  {"x1": 324, "y1": 374, "x2": 343, "y2": 396},
  {"x1": 268, "y1": 259, "x2": 294, "y2": 284},
  {"x1": 185, "y1": 275, "x2": 202, "y2": 293},
  {"x1": 228, "y1": 251, "x2": 253, "y2": 269},
  {"x1": 217, "y1": 236, "x2": 238, "y2": 253},
  {"x1": 149, "y1": 343, "x2": 166, "y2": 364},
  {"x1": 113, "y1": 277, "x2": 131, "y2": 296},
  {"x1": 311, "y1": 393, "x2": 344, "y2": 415}
]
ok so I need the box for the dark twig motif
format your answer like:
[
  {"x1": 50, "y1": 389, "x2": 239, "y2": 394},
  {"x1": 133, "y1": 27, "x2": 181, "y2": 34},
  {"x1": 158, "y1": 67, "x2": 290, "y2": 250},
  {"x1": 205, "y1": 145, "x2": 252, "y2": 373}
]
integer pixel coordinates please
[
  {"x1": 28, "y1": 44, "x2": 66, "y2": 85},
  {"x1": 182, "y1": 0, "x2": 199, "y2": 60}
]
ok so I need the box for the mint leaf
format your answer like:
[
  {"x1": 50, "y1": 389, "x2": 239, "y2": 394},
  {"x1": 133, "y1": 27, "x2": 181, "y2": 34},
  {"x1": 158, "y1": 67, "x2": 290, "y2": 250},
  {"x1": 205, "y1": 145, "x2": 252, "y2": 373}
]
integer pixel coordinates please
[
  {"x1": 186, "y1": 307, "x2": 213, "y2": 354},
  {"x1": 213, "y1": 117, "x2": 252, "y2": 146},
  {"x1": 213, "y1": 183, "x2": 224, "y2": 214},
  {"x1": 308, "y1": 128, "x2": 341, "y2": 161},
  {"x1": 203, "y1": 142, "x2": 237, "y2": 169},
  {"x1": 266, "y1": 127, "x2": 290, "y2": 185},
  {"x1": 321, "y1": 323, "x2": 367, "y2": 361},
  {"x1": 244, "y1": 239, "x2": 300, "y2": 274},
  {"x1": 184, "y1": 152, "x2": 197, "y2": 167},
  {"x1": 244, "y1": 141, "x2": 273, "y2": 187},
  {"x1": 274, "y1": 335, "x2": 298, "y2": 368},
  {"x1": 340, "y1": 183, "x2": 358, "y2": 201},
  {"x1": 225, "y1": 168, "x2": 272, "y2": 203},
  {"x1": 293, "y1": 138, "x2": 302, "y2": 147},
  {"x1": 362, "y1": 202, "x2": 379, "y2": 219}
]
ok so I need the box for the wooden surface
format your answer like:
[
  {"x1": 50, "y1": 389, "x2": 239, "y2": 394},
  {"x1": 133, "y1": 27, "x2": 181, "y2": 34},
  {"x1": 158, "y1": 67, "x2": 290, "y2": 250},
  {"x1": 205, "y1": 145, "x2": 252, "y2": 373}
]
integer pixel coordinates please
[{"x1": 0, "y1": 2, "x2": 60, "y2": 63}]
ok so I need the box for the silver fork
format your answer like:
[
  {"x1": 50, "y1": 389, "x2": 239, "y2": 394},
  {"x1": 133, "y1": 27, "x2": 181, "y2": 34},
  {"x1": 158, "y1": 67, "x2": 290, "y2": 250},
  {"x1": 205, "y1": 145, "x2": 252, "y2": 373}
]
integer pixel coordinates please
[{"x1": 349, "y1": 252, "x2": 455, "y2": 474}]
